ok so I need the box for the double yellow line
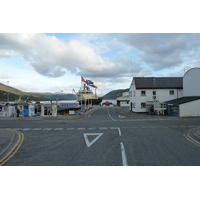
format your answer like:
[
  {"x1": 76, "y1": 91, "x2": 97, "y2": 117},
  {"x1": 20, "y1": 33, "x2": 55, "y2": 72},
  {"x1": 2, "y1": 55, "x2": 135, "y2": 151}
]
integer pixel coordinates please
[
  {"x1": 0, "y1": 130, "x2": 24, "y2": 166},
  {"x1": 184, "y1": 128, "x2": 200, "y2": 147}
]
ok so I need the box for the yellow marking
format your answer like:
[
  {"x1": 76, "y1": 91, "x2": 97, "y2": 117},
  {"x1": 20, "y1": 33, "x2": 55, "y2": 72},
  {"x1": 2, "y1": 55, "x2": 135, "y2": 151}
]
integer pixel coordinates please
[
  {"x1": 184, "y1": 128, "x2": 200, "y2": 147},
  {"x1": 0, "y1": 130, "x2": 24, "y2": 166}
]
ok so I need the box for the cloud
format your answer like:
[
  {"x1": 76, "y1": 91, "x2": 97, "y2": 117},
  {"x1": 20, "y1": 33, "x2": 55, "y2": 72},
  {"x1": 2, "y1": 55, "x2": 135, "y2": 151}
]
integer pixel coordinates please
[
  {"x1": 0, "y1": 33, "x2": 121, "y2": 78},
  {"x1": 119, "y1": 33, "x2": 200, "y2": 71}
]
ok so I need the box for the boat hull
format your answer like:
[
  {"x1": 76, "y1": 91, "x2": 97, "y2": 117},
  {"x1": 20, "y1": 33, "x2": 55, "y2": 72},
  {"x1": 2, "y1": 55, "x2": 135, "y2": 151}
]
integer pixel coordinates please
[{"x1": 79, "y1": 98, "x2": 102, "y2": 105}]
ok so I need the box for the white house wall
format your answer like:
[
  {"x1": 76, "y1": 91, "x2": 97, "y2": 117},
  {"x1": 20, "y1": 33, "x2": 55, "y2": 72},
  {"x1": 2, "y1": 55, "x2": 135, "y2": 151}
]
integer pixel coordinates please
[
  {"x1": 179, "y1": 99, "x2": 200, "y2": 117},
  {"x1": 130, "y1": 85, "x2": 183, "y2": 112}
]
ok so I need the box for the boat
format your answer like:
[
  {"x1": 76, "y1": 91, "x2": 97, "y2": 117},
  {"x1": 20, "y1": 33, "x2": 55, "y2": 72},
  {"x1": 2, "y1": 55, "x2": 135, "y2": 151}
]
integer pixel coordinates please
[{"x1": 76, "y1": 83, "x2": 102, "y2": 105}]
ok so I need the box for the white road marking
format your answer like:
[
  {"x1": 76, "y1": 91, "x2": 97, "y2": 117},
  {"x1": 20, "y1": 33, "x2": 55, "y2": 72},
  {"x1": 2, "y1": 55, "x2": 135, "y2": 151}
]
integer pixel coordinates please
[
  {"x1": 32, "y1": 128, "x2": 42, "y2": 130},
  {"x1": 43, "y1": 128, "x2": 52, "y2": 130},
  {"x1": 120, "y1": 142, "x2": 128, "y2": 166},
  {"x1": 66, "y1": 128, "x2": 75, "y2": 130},
  {"x1": 99, "y1": 127, "x2": 107, "y2": 130},
  {"x1": 83, "y1": 133, "x2": 104, "y2": 147},
  {"x1": 77, "y1": 128, "x2": 86, "y2": 130},
  {"x1": 118, "y1": 127, "x2": 121, "y2": 136},
  {"x1": 106, "y1": 108, "x2": 116, "y2": 121},
  {"x1": 21, "y1": 128, "x2": 31, "y2": 131},
  {"x1": 88, "y1": 127, "x2": 96, "y2": 130},
  {"x1": 55, "y1": 128, "x2": 64, "y2": 130}
]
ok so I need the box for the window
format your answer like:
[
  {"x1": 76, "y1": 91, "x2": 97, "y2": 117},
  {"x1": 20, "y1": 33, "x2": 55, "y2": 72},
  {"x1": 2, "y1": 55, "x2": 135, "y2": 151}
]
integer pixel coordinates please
[
  {"x1": 152, "y1": 91, "x2": 156, "y2": 95},
  {"x1": 170, "y1": 90, "x2": 174, "y2": 95},
  {"x1": 134, "y1": 91, "x2": 135, "y2": 97},
  {"x1": 141, "y1": 91, "x2": 146, "y2": 96},
  {"x1": 141, "y1": 102, "x2": 146, "y2": 108}
]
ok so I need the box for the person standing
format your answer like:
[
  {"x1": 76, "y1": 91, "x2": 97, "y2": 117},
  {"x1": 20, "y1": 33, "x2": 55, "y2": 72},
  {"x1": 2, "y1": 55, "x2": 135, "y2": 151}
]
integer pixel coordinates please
[{"x1": 16, "y1": 108, "x2": 20, "y2": 117}]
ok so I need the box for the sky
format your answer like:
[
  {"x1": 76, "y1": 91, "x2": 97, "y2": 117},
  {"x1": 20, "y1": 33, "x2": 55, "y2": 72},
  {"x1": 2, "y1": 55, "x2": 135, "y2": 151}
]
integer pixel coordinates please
[
  {"x1": 1, "y1": 0, "x2": 200, "y2": 198},
  {"x1": 1, "y1": 1, "x2": 200, "y2": 98},
  {"x1": 2, "y1": 33, "x2": 200, "y2": 97}
]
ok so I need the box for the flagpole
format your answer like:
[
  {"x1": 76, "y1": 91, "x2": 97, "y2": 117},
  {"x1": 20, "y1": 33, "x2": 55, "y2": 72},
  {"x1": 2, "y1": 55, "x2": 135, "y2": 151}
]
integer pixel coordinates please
[{"x1": 80, "y1": 76, "x2": 82, "y2": 111}]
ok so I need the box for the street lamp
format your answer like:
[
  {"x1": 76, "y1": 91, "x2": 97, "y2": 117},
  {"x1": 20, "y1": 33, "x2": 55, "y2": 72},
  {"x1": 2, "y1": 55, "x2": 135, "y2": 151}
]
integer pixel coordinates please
[{"x1": 7, "y1": 81, "x2": 9, "y2": 103}]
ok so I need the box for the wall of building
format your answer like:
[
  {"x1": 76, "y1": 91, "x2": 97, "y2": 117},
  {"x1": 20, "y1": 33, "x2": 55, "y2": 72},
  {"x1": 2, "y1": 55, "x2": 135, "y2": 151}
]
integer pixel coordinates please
[
  {"x1": 179, "y1": 99, "x2": 200, "y2": 117},
  {"x1": 0, "y1": 106, "x2": 15, "y2": 117},
  {"x1": 183, "y1": 68, "x2": 200, "y2": 96},
  {"x1": 129, "y1": 84, "x2": 183, "y2": 112}
]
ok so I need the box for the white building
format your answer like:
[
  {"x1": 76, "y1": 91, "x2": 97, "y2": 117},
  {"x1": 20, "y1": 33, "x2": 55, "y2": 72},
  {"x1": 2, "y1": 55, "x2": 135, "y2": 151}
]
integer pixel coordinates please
[
  {"x1": 129, "y1": 77, "x2": 183, "y2": 113},
  {"x1": 116, "y1": 91, "x2": 130, "y2": 107},
  {"x1": 165, "y1": 68, "x2": 200, "y2": 117}
]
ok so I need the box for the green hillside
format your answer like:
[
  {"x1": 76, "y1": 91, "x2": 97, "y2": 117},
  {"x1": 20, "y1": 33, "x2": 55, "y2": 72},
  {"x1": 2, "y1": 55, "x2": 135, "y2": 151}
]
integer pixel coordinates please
[
  {"x1": 0, "y1": 83, "x2": 48, "y2": 102},
  {"x1": 29, "y1": 92, "x2": 76, "y2": 100},
  {"x1": 101, "y1": 88, "x2": 129, "y2": 99}
]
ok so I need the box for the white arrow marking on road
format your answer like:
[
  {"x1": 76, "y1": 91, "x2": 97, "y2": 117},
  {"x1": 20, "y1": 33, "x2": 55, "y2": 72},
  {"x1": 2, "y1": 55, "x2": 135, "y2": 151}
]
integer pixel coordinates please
[
  {"x1": 83, "y1": 133, "x2": 104, "y2": 147},
  {"x1": 119, "y1": 115, "x2": 125, "y2": 118}
]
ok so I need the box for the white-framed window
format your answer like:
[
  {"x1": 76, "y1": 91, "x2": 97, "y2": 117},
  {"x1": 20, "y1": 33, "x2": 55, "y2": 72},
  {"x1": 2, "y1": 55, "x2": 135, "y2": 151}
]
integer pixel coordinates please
[
  {"x1": 141, "y1": 91, "x2": 146, "y2": 96},
  {"x1": 169, "y1": 90, "x2": 174, "y2": 95},
  {"x1": 141, "y1": 102, "x2": 146, "y2": 108}
]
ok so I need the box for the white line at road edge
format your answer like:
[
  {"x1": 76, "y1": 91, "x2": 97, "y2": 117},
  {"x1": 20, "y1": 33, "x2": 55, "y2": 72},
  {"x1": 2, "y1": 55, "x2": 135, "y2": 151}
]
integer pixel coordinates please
[
  {"x1": 106, "y1": 108, "x2": 116, "y2": 121},
  {"x1": 120, "y1": 142, "x2": 128, "y2": 166}
]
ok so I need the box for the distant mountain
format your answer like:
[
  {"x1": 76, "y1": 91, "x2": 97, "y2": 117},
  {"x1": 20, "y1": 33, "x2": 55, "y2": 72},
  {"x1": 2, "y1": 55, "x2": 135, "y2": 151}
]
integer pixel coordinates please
[
  {"x1": 100, "y1": 88, "x2": 129, "y2": 99},
  {"x1": 28, "y1": 92, "x2": 76, "y2": 100}
]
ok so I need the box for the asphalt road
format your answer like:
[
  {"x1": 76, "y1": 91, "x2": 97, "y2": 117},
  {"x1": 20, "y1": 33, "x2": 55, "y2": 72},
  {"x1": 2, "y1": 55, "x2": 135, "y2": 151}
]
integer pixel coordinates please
[{"x1": 1, "y1": 106, "x2": 200, "y2": 166}]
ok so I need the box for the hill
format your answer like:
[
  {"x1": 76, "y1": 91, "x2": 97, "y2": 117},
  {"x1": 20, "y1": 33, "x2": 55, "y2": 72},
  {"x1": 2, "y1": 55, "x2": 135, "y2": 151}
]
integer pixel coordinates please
[
  {"x1": 0, "y1": 83, "x2": 49, "y2": 102},
  {"x1": 100, "y1": 88, "x2": 129, "y2": 99},
  {"x1": 29, "y1": 92, "x2": 76, "y2": 100}
]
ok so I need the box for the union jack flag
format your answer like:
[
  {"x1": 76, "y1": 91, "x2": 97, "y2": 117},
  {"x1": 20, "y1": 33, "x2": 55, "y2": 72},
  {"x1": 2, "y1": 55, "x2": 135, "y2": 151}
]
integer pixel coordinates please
[
  {"x1": 81, "y1": 76, "x2": 86, "y2": 83},
  {"x1": 86, "y1": 80, "x2": 94, "y2": 85}
]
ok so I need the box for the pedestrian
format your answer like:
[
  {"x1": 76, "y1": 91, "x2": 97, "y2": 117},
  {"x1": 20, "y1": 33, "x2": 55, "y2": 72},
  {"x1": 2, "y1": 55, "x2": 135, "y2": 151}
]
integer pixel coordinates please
[{"x1": 16, "y1": 108, "x2": 20, "y2": 117}]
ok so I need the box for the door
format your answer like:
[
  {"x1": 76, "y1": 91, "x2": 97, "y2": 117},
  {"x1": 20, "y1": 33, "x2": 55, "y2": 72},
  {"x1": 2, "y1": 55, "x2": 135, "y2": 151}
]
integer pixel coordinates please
[{"x1": 24, "y1": 105, "x2": 29, "y2": 116}]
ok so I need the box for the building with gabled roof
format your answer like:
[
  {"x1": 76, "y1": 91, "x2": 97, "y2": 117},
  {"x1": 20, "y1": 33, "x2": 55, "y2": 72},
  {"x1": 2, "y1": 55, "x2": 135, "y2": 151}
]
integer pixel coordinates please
[
  {"x1": 129, "y1": 68, "x2": 200, "y2": 117},
  {"x1": 129, "y1": 77, "x2": 183, "y2": 113}
]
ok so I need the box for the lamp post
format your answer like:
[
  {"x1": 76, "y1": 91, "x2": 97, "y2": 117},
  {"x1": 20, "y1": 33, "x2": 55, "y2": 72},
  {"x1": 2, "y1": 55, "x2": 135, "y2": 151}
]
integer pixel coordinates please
[{"x1": 7, "y1": 81, "x2": 9, "y2": 103}]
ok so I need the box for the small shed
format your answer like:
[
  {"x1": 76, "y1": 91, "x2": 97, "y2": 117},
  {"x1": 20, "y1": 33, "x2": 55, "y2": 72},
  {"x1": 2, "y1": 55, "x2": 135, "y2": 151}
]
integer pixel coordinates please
[
  {"x1": 39, "y1": 103, "x2": 57, "y2": 117},
  {"x1": 17, "y1": 102, "x2": 35, "y2": 117},
  {"x1": 165, "y1": 96, "x2": 200, "y2": 117},
  {"x1": 0, "y1": 105, "x2": 15, "y2": 117}
]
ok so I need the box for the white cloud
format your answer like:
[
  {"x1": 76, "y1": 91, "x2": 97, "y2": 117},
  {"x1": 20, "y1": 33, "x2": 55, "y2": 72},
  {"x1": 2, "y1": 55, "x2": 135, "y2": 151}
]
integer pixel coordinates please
[{"x1": 0, "y1": 33, "x2": 120, "y2": 79}]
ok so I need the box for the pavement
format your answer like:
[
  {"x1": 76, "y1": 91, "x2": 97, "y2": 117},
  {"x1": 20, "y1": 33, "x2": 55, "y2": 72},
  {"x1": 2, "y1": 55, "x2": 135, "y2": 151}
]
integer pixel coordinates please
[
  {"x1": 0, "y1": 107, "x2": 98, "y2": 165},
  {"x1": 1, "y1": 107, "x2": 200, "y2": 165}
]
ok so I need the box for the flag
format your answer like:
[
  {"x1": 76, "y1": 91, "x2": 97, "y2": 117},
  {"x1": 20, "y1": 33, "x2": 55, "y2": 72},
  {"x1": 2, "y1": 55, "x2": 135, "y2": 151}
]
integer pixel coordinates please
[
  {"x1": 86, "y1": 79, "x2": 94, "y2": 85},
  {"x1": 81, "y1": 76, "x2": 86, "y2": 83},
  {"x1": 90, "y1": 84, "x2": 98, "y2": 89}
]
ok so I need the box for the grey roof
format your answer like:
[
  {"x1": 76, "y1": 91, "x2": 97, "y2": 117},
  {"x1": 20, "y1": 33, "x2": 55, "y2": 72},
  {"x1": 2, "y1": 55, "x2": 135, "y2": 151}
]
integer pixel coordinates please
[
  {"x1": 134, "y1": 77, "x2": 183, "y2": 89},
  {"x1": 165, "y1": 96, "x2": 200, "y2": 105}
]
